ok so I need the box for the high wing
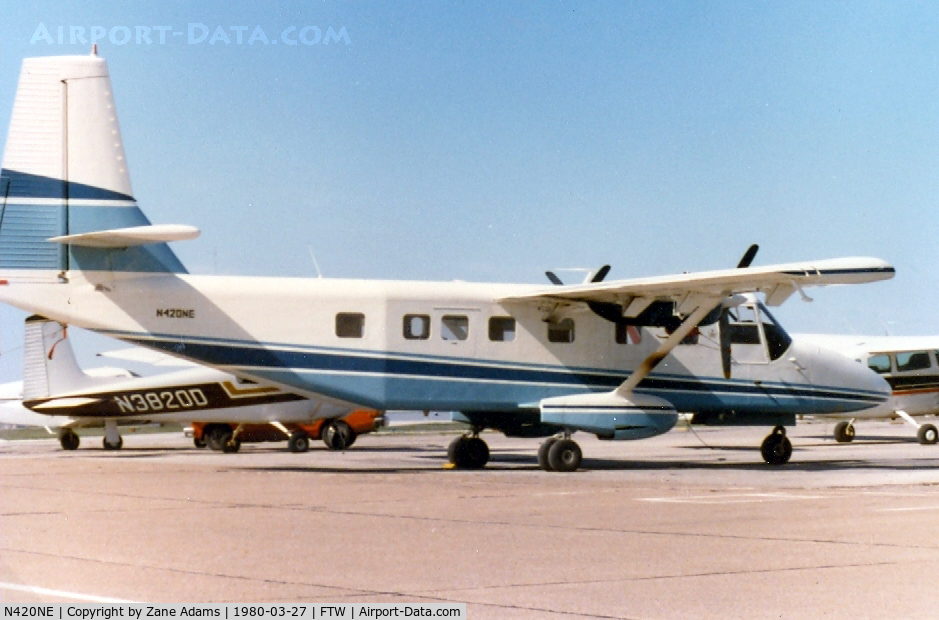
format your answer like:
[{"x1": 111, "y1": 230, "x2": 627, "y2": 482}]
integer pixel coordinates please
[{"x1": 499, "y1": 257, "x2": 894, "y2": 313}]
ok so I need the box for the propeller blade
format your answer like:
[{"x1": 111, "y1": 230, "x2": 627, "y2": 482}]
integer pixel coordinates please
[
  {"x1": 736, "y1": 244, "x2": 759, "y2": 269},
  {"x1": 590, "y1": 265, "x2": 611, "y2": 283},
  {"x1": 719, "y1": 308, "x2": 733, "y2": 379},
  {"x1": 545, "y1": 271, "x2": 563, "y2": 286}
]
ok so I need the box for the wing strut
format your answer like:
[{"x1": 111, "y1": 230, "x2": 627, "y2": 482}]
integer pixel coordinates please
[{"x1": 616, "y1": 300, "x2": 720, "y2": 397}]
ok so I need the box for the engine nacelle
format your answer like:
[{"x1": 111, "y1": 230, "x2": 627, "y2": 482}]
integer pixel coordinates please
[{"x1": 539, "y1": 391, "x2": 678, "y2": 440}]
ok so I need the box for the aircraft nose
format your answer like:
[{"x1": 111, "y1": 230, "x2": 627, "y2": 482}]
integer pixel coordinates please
[{"x1": 789, "y1": 341, "x2": 891, "y2": 412}]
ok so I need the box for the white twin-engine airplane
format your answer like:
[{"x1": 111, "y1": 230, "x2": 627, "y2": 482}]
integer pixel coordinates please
[
  {"x1": 4, "y1": 315, "x2": 381, "y2": 452},
  {"x1": 0, "y1": 53, "x2": 894, "y2": 470}
]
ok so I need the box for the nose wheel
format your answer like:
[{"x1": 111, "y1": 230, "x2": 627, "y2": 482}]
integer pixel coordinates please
[{"x1": 760, "y1": 426, "x2": 792, "y2": 465}]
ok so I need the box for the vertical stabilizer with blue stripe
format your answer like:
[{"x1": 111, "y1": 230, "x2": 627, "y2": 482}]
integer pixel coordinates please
[{"x1": 0, "y1": 52, "x2": 188, "y2": 281}]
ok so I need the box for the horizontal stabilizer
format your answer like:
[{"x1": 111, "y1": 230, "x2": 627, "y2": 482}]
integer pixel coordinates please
[{"x1": 49, "y1": 225, "x2": 200, "y2": 247}]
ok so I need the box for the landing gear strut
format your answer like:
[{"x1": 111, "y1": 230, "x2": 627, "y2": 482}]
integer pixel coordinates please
[
  {"x1": 538, "y1": 433, "x2": 582, "y2": 472},
  {"x1": 760, "y1": 426, "x2": 792, "y2": 465},
  {"x1": 447, "y1": 434, "x2": 490, "y2": 469},
  {"x1": 103, "y1": 419, "x2": 123, "y2": 450},
  {"x1": 834, "y1": 420, "x2": 856, "y2": 443}
]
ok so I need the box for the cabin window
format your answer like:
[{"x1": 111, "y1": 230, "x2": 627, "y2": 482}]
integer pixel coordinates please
[
  {"x1": 896, "y1": 351, "x2": 931, "y2": 372},
  {"x1": 548, "y1": 318, "x2": 575, "y2": 343},
  {"x1": 867, "y1": 354, "x2": 891, "y2": 374},
  {"x1": 403, "y1": 314, "x2": 430, "y2": 340},
  {"x1": 441, "y1": 315, "x2": 469, "y2": 341},
  {"x1": 489, "y1": 317, "x2": 516, "y2": 342},
  {"x1": 615, "y1": 323, "x2": 641, "y2": 344},
  {"x1": 335, "y1": 313, "x2": 365, "y2": 338}
]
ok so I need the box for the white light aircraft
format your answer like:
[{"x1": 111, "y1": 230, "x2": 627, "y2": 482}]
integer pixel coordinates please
[
  {"x1": 796, "y1": 334, "x2": 939, "y2": 445},
  {"x1": 3, "y1": 315, "x2": 381, "y2": 452},
  {"x1": 0, "y1": 53, "x2": 894, "y2": 470}
]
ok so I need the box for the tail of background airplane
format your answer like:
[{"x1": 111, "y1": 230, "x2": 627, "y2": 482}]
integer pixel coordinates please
[
  {"x1": 0, "y1": 51, "x2": 192, "y2": 282},
  {"x1": 22, "y1": 316, "x2": 92, "y2": 400}
]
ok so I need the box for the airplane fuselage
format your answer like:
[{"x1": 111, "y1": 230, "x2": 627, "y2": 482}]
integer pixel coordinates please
[{"x1": 0, "y1": 272, "x2": 888, "y2": 420}]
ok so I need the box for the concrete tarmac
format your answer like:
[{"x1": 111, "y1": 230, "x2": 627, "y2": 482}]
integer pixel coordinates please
[{"x1": 3, "y1": 420, "x2": 939, "y2": 618}]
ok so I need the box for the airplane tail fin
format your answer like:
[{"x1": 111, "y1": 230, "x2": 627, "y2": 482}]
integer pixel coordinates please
[
  {"x1": 0, "y1": 51, "x2": 191, "y2": 282},
  {"x1": 22, "y1": 315, "x2": 93, "y2": 400}
]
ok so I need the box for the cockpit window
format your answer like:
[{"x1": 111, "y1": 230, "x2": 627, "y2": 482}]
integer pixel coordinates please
[
  {"x1": 867, "y1": 354, "x2": 891, "y2": 374},
  {"x1": 757, "y1": 303, "x2": 792, "y2": 361}
]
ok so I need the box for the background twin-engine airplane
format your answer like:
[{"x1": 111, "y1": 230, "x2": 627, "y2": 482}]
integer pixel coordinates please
[
  {"x1": 0, "y1": 316, "x2": 383, "y2": 452},
  {"x1": 0, "y1": 53, "x2": 896, "y2": 470}
]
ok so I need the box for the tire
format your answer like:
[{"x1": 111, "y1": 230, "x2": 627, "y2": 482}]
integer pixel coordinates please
[
  {"x1": 193, "y1": 437, "x2": 206, "y2": 448},
  {"x1": 538, "y1": 438, "x2": 558, "y2": 471},
  {"x1": 760, "y1": 432, "x2": 792, "y2": 465},
  {"x1": 59, "y1": 430, "x2": 80, "y2": 451},
  {"x1": 323, "y1": 421, "x2": 353, "y2": 450},
  {"x1": 547, "y1": 439, "x2": 582, "y2": 473},
  {"x1": 917, "y1": 424, "x2": 938, "y2": 445},
  {"x1": 447, "y1": 436, "x2": 467, "y2": 465},
  {"x1": 221, "y1": 435, "x2": 241, "y2": 453},
  {"x1": 102, "y1": 436, "x2": 123, "y2": 450},
  {"x1": 205, "y1": 425, "x2": 230, "y2": 451},
  {"x1": 834, "y1": 421, "x2": 855, "y2": 443},
  {"x1": 463, "y1": 437, "x2": 489, "y2": 469},
  {"x1": 288, "y1": 431, "x2": 310, "y2": 453}
]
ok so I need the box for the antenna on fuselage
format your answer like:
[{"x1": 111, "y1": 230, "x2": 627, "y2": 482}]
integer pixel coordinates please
[{"x1": 306, "y1": 244, "x2": 323, "y2": 278}]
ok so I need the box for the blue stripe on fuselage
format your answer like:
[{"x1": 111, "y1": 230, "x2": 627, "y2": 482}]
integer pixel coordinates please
[{"x1": 107, "y1": 330, "x2": 886, "y2": 414}]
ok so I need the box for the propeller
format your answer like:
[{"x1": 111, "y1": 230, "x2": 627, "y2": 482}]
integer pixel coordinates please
[
  {"x1": 546, "y1": 264, "x2": 611, "y2": 286},
  {"x1": 719, "y1": 244, "x2": 759, "y2": 379}
]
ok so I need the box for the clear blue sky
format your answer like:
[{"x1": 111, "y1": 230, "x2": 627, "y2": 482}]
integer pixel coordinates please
[{"x1": 2, "y1": 1, "x2": 937, "y2": 381}]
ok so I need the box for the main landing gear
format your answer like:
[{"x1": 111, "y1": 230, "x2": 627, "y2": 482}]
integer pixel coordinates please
[
  {"x1": 538, "y1": 435, "x2": 583, "y2": 472},
  {"x1": 447, "y1": 433, "x2": 490, "y2": 469},
  {"x1": 204, "y1": 424, "x2": 242, "y2": 453},
  {"x1": 760, "y1": 426, "x2": 792, "y2": 465},
  {"x1": 102, "y1": 419, "x2": 123, "y2": 450}
]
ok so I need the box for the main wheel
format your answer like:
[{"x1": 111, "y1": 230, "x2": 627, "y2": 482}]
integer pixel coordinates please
[
  {"x1": 547, "y1": 439, "x2": 582, "y2": 473},
  {"x1": 447, "y1": 436, "x2": 490, "y2": 469},
  {"x1": 463, "y1": 437, "x2": 489, "y2": 469},
  {"x1": 288, "y1": 431, "x2": 310, "y2": 453},
  {"x1": 834, "y1": 420, "x2": 855, "y2": 443},
  {"x1": 537, "y1": 438, "x2": 558, "y2": 471},
  {"x1": 221, "y1": 435, "x2": 241, "y2": 453},
  {"x1": 59, "y1": 430, "x2": 80, "y2": 451},
  {"x1": 917, "y1": 424, "x2": 938, "y2": 445},
  {"x1": 205, "y1": 425, "x2": 230, "y2": 451},
  {"x1": 102, "y1": 436, "x2": 123, "y2": 450},
  {"x1": 760, "y1": 429, "x2": 792, "y2": 465},
  {"x1": 323, "y1": 421, "x2": 354, "y2": 450}
]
